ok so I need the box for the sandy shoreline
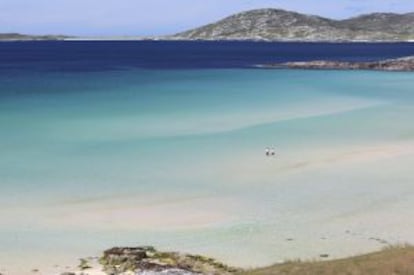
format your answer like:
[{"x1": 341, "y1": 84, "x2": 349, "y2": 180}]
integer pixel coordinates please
[{"x1": 1, "y1": 140, "x2": 414, "y2": 274}]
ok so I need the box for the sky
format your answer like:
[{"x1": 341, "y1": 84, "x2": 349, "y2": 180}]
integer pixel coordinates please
[{"x1": 1, "y1": 0, "x2": 414, "y2": 36}]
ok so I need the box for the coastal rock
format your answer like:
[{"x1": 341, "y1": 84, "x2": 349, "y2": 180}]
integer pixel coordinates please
[
  {"x1": 266, "y1": 56, "x2": 414, "y2": 71},
  {"x1": 79, "y1": 258, "x2": 92, "y2": 270},
  {"x1": 100, "y1": 246, "x2": 240, "y2": 275},
  {"x1": 140, "y1": 270, "x2": 198, "y2": 275}
]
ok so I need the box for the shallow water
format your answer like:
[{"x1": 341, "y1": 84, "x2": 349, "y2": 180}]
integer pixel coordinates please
[{"x1": 1, "y1": 43, "x2": 414, "y2": 274}]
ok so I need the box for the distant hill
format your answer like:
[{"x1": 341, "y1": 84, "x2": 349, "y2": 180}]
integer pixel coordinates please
[
  {"x1": 3, "y1": 9, "x2": 414, "y2": 42},
  {"x1": 170, "y1": 9, "x2": 414, "y2": 41},
  {"x1": 0, "y1": 33, "x2": 69, "y2": 41}
]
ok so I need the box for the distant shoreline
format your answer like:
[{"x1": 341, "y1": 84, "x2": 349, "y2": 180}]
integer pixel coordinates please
[
  {"x1": 2, "y1": 31, "x2": 414, "y2": 43},
  {"x1": 2, "y1": 37, "x2": 414, "y2": 42}
]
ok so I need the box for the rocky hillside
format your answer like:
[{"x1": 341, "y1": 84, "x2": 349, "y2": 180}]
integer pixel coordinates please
[{"x1": 171, "y1": 9, "x2": 414, "y2": 41}]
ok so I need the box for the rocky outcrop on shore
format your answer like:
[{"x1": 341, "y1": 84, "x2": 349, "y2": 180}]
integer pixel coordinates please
[
  {"x1": 48, "y1": 245, "x2": 414, "y2": 275},
  {"x1": 74, "y1": 246, "x2": 240, "y2": 275},
  {"x1": 264, "y1": 56, "x2": 414, "y2": 71}
]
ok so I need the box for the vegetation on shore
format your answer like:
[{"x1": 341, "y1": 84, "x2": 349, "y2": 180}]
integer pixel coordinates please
[{"x1": 242, "y1": 245, "x2": 414, "y2": 275}]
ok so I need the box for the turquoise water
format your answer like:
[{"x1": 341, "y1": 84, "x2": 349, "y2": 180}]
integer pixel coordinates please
[
  {"x1": 0, "y1": 70, "x2": 388, "y2": 200},
  {"x1": 1, "y1": 68, "x2": 414, "y2": 273}
]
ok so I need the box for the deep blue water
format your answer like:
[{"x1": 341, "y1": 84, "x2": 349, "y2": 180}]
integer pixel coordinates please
[{"x1": 1, "y1": 41, "x2": 414, "y2": 72}]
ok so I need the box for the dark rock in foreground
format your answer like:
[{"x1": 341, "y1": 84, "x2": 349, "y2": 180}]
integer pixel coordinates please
[
  {"x1": 59, "y1": 245, "x2": 414, "y2": 275},
  {"x1": 264, "y1": 56, "x2": 414, "y2": 71},
  {"x1": 99, "y1": 246, "x2": 240, "y2": 275}
]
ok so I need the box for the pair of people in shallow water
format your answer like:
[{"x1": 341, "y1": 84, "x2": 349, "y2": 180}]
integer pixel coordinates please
[{"x1": 265, "y1": 147, "x2": 276, "y2": 157}]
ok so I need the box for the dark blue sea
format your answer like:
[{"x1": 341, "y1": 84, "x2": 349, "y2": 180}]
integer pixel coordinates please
[{"x1": 1, "y1": 41, "x2": 414, "y2": 71}]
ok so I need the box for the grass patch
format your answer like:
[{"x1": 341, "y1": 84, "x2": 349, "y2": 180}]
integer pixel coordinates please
[{"x1": 241, "y1": 245, "x2": 414, "y2": 275}]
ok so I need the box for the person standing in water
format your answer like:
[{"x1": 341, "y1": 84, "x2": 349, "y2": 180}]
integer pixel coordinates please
[{"x1": 265, "y1": 147, "x2": 270, "y2": 156}]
